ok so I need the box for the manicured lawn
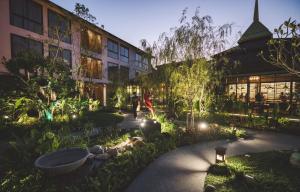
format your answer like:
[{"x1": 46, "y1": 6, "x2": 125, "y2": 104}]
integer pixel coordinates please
[{"x1": 205, "y1": 151, "x2": 300, "y2": 192}]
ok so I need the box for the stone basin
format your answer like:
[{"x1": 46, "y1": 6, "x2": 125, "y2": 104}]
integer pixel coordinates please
[
  {"x1": 290, "y1": 152, "x2": 300, "y2": 168},
  {"x1": 35, "y1": 147, "x2": 90, "y2": 176}
]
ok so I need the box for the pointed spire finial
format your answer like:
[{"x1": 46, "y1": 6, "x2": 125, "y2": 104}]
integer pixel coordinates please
[{"x1": 254, "y1": 0, "x2": 259, "y2": 22}]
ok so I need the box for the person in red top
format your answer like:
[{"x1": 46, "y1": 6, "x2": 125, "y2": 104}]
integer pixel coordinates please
[{"x1": 144, "y1": 91, "x2": 154, "y2": 117}]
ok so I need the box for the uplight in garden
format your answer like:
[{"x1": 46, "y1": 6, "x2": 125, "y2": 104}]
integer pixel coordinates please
[{"x1": 198, "y1": 122, "x2": 209, "y2": 130}]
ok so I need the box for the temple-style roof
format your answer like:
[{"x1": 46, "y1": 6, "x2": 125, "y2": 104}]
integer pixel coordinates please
[{"x1": 238, "y1": 0, "x2": 272, "y2": 44}]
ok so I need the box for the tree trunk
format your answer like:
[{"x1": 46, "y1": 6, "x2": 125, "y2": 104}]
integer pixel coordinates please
[
  {"x1": 187, "y1": 100, "x2": 194, "y2": 131},
  {"x1": 199, "y1": 85, "x2": 205, "y2": 117},
  {"x1": 191, "y1": 105, "x2": 194, "y2": 131}
]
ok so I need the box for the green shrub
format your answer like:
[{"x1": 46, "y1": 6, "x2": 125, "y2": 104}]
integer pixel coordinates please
[
  {"x1": 153, "y1": 114, "x2": 176, "y2": 134},
  {"x1": 277, "y1": 117, "x2": 289, "y2": 128},
  {"x1": 208, "y1": 163, "x2": 231, "y2": 176},
  {"x1": 207, "y1": 113, "x2": 300, "y2": 135}
]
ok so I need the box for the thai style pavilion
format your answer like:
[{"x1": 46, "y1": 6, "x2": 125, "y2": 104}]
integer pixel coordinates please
[{"x1": 215, "y1": 0, "x2": 300, "y2": 113}]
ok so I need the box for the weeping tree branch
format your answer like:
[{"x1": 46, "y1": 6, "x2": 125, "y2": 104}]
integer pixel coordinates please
[
  {"x1": 261, "y1": 18, "x2": 300, "y2": 77},
  {"x1": 139, "y1": 8, "x2": 232, "y2": 129}
]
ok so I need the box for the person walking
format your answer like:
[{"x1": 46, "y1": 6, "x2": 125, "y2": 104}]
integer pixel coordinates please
[{"x1": 132, "y1": 92, "x2": 140, "y2": 119}]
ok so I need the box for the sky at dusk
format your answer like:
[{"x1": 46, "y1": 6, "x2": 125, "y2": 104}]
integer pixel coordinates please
[{"x1": 51, "y1": 0, "x2": 300, "y2": 48}]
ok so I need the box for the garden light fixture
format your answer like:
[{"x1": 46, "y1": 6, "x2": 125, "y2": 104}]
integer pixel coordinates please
[
  {"x1": 198, "y1": 122, "x2": 209, "y2": 130},
  {"x1": 3, "y1": 115, "x2": 9, "y2": 119},
  {"x1": 72, "y1": 114, "x2": 77, "y2": 119},
  {"x1": 215, "y1": 146, "x2": 227, "y2": 163},
  {"x1": 139, "y1": 119, "x2": 147, "y2": 127}
]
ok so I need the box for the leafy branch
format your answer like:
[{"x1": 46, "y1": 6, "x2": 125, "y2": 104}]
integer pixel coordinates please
[{"x1": 261, "y1": 18, "x2": 300, "y2": 77}]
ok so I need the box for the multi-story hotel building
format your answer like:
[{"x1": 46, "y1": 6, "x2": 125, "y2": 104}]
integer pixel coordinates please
[{"x1": 0, "y1": 0, "x2": 150, "y2": 106}]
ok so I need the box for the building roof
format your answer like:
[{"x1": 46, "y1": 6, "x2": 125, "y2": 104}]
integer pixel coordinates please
[
  {"x1": 45, "y1": 0, "x2": 147, "y2": 55},
  {"x1": 238, "y1": 0, "x2": 272, "y2": 44}
]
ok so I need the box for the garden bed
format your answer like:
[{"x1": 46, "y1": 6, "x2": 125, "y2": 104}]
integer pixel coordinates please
[
  {"x1": 0, "y1": 110, "x2": 124, "y2": 141},
  {"x1": 205, "y1": 151, "x2": 300, "y2": 192},
  {"x1": 207, "y1": 113, "x2": 300, "y2": 136},
  {"x1": 0, "y1": 113, "x2": 248, "y2": 192}
]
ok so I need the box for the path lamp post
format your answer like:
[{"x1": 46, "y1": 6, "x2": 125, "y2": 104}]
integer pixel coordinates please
[{"x1": 215, "y1": 146, "x2": 227, "y2": 163}]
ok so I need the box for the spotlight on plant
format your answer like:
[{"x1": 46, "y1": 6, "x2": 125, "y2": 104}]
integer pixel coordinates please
[
  {"x1": 3, "y1": 115, "x2": 9, "y2": 119},
  {"x1": 72, "y1": 114, "x2": 77, "y2": 119},
  {"x1": 198, "y1": 122, "x2": 209, "y2": 130}
]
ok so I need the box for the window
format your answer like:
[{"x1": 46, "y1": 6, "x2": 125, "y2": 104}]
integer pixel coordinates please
[
  {"x1": 237, "y1": 84, "x2": 247, "y2": 100},
  {"x1": 108, "y1": 62, "x2": 119, "y2": 82},
  {"x1": 81, "y1": 29, "x2": 101, "y2": 53},
  {"x1": 261, "y1": 83, "x2": 275, "y2": 101},
  {"x1": 11, "y1": 34, "x2": 43, "y2": 57},
  {"x1": 143, "y1": 57, "x2": 149, "y2": 70},
  {"x1": 119, "y1": 66, "x2": 129, "y2": 82},
  {"x1": 249, "y1": 83, "x2": 259, "y2": 100},
  {"x1": 10, "y1": 0, "x2": 43, "y2": 34},
  {"x1": 120, "y1": 46, "x2": 129, "y2": 63},
  {"x1": 127, "y1": 85, "x2": 141, "y2": 97},
  {"x1": 275, "y1": 82, "x2": 291, "y2": 100},
  {"x1": 258, "y1": 82, "x2": 293, "y2": 101},
  {"x1": 135, "y1": 53, "x2": 142, "y2": 67},
  {"x1": 228, "y1": 84, "x2": 237, "y2": 99},
  {"x1": 49, "y1": 45, "x2": 72, "y2": 68},
  {"x1": 48, "y1": 9, "x2": 71, "y2": 44},
  {"x1": 107, "y1": 39, "x2": 119, "y2": 59},
  {"x1": 81, "y1": 56, "x2": 102, "y2": 79},
  {"x1": 108, "y1": 62, "x2": 129, "y2": 83}
]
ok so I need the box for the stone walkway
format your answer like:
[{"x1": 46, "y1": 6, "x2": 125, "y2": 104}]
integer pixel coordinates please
[
  {"x1": 126, "y1": 130, "x2": 300, "y2": 192},
  {"x1": 117, "y1": 112, "x2": 146, "y2": 131}
]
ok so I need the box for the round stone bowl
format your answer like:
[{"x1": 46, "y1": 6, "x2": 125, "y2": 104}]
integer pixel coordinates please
[
  {"x1": 290, "y1": 152, "x2": 300, "y2": 168},
  {"x1": 35, "y1": 147, "x2": 90, "y2": 176}
]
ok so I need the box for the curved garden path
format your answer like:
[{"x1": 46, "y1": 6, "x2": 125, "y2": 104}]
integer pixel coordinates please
[{"x1": 126, "y1": 130, "x2": 300, "y2": 192}]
